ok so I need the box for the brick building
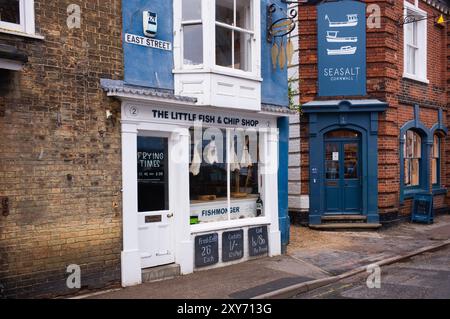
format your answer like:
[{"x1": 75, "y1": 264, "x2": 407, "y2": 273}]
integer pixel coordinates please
[
  {"x1": 291, "y1": 0, "x2": 450, "y2": 228},
  {"x1": 0, "y1": 1, "x2": 123, "y2": 298},
  {"x1": 0, "y1": 0, "x2": 292, "y2": 298}
]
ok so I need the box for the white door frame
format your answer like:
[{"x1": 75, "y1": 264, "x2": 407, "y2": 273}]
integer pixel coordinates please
[{"x1": 121, "y1": 117, "x2": 193, "y2": 287}]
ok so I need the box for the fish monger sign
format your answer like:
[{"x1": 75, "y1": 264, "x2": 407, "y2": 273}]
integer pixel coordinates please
[{"x1": 318, "y1": 0, "x2": 366, "y2": 97}]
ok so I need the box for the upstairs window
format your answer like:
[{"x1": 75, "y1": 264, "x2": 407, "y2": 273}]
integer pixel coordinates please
[
  {"x1": 403, "y1": 1, "x2": 428, "y2": 83},
  {"x1": 177, "y1": 0, "x2": 259, "y2": 76},
  {"x1": 215, "y1": 0, "x2": 253, "y2": 72},
  {"x1": 404, "y1": 130, "x2": 422, "y2": 187},
  {"x1": 182, "y1": 0, "x2": 203, "y2": 66},
  {"x1": 431, "y1": 134, "x2": 441, "y2": 186},
  {"x1": 0, "y1": 0, "x2": 35, "y2": 35}
]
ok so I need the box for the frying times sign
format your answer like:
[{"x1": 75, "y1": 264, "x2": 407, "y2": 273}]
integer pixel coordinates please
[{"x1": 317, "y1": 0, "x2": 367, "y2": 97}]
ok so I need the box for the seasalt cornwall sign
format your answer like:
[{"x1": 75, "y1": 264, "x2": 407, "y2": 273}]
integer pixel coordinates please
[
  {"x1": 318, "y1": 0, "x2": 366, "y2": 97},
  {"x1": 125, "y1": 33, "x2": 172, "y2": 51}
]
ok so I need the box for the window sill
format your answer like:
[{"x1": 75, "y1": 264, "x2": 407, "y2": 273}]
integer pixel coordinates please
[
  {"x1": 190, "y1": 217, "x2": 270, "y2": 234},
  {"x1": 402, "y1": 73, "x2": 429, "y2": 84},
  {"x1": 403, "y1": 188, "x2": 429, "y2": 199},
  {"x1": 0, "y1": 28, "x2": 44, "y2": 40},
  {"x1": 432, "y1": 187, "x2": 447, "y2": 196},
  {"x1": 173, "y1": 67, "x2": 262, "y2": 82}
]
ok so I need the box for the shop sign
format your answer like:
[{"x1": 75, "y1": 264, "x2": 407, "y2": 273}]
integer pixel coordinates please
[
  {"x1": 125, "y1": 33, "x2": 172, "y2": 51},
  {"x1": 195, "y1": 233, "x2": 219, "y2": 268},
  {"x1": 248, "y1": 226, "x2": 269, "y2": 257},
  {"x1": 191, "y1": 200, "x2": 257, "y2": 223},
  {"x1": 317, "y1": 0, "x2": 366, "y2": 97},
  {"x1": 222, "y1": 230, "x2": 244, "y2": 262}
]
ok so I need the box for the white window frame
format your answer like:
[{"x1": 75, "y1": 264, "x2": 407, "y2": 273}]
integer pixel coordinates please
[
  {"x1": 403, "y1": 1, "x2": 428, "y2": 84},
  {"x1": 174, "y1": 0, "x2": 261, "y2": 80},
  {"x1": 0, "y1": 0, "x2": 37, "y2": 36}
]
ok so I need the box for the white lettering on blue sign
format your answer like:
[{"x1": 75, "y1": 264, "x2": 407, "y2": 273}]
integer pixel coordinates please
[{"x1": 125, "y1": 33, "x2": 172, "y2": 51}]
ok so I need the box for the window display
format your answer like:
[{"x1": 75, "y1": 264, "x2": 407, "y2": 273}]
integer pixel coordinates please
[{"x1": 189, "y1": 126, "x2": 262, "y2": 224}]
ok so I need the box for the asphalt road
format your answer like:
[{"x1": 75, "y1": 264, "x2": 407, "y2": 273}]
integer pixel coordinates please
[{"x1": 294, "y1": 246, "x2": 450, "y2": 299}]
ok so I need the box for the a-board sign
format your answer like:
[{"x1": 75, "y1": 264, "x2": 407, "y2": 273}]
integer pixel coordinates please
[
  {"x1": 222, "y1": 230, "x2": 244, "y2": 262},
  {"x1": 248, "y1": 226, "x2": 269, "y2": 257},
  {"x1": 195, "y1": 233, "x2": 219, "y2": 268},
  {"x1": 411, "y1": 193, "x2": 434, "y2": 224}
]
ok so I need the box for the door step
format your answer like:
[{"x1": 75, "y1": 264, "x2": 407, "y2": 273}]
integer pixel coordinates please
[
  {"x1": 310, "y1": 223, "x2": 382, "y2": 231},
  {"x1": 142, "y1": 264, "x2": 181, "y2": 283},
  {"x1": 321, "y1": 215, "x2": 367, "y2": 224}
]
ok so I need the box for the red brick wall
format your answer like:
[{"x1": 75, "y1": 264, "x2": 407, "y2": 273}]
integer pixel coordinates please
[
  {"x1": 298, "y1": 0, "x2": 449, "y2": 218},
  {"x1": 0, "y1": 0, "x2": 123, "y2": 298}
]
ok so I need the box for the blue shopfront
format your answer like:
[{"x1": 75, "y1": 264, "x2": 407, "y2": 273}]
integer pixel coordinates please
[
  {"x1": 304, "y1": 100, "x2": 387, "y2": 225},
  {"x1": 304, "y1": 0, "x2": 387, "y2": 226}
]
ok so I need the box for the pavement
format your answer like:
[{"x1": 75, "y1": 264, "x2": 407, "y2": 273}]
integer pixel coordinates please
[{"x1": 86, "y1": 215, "x2": 450, "y2": 299}]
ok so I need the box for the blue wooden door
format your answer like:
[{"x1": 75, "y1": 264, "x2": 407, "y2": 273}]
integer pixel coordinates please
[{"x1": 324, "y1": 131, "x2": 362, "y2": 214}]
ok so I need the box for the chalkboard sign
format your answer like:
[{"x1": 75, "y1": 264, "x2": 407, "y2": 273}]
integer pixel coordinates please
[
  {"x1": 411, "y1": 193, "x2": 434, "y2": 224},
  {"x1": 248, "y1": 226, "x2": 269, "y2": 257},
  {"x1": 195, "y1": 233, "x2": 219, "y2": 268},
  {"x1": 222, "y1": 230, "x2": 244, "y2": 262}
]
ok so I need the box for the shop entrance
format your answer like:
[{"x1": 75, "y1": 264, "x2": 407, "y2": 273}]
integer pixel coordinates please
[
  {"x1": 324, "y1": 130, "x2": 362, "y2": 214},
  {"x1": 137, "y1": 135, "x2": 175, "y2": 269}
]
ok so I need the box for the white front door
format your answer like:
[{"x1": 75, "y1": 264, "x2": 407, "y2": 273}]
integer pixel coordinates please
[{"x1": 137, "y1": 135, "x2": 175, "y2": 269}]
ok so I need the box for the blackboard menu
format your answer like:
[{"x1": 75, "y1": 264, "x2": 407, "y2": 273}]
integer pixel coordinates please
[
  {"x1": 195, "y1": 233, "x2": 219, "y2": 268},
  {"x1": 412, "y1": 194, "x2": 433, "y2": 224},
  {"x1": 248, "y1": 226, "x2": 269, "y2": 257},
  {"x1": 222, "y1": 230, "x2": 244, "y2": 262}
]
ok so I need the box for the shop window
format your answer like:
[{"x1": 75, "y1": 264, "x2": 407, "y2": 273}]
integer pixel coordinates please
[
  {"x1": 137, "y1": 136, "x2": 169, "y2": 212},
  {"x1": 403, "y1": 1, "x2": 428, "y2": 83},
  {"x1": 189, "y1": 127, "x2": 262, "y2": 224},
  {"x1": 182, "y1": 0, "x2": 203, "y2": 66},
  {"x1": 404, "y1": 130, "x2": 422, "y2": 187},
  {"x1": 0, "y1": 0, "x2": 35, "y2": 35},
  {"x1": 431, "y1": 134, "x2": 441, "y2": 186},
  {"x1": 215, "y1": 0, "x2": 253, "y2": 72}
]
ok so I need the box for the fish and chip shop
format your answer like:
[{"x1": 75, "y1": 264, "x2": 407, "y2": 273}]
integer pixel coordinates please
[{"x1": 101, "y1": 0, "x2": 292, "y2": 286}]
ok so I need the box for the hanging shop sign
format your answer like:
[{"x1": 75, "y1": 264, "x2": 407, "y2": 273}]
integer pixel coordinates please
[
  {"x1": 317, "y1": 0, "x2": 367, "y2": 97},
  {"x1": 267, "y1": 4, "x2": 297, "y2": 70}
]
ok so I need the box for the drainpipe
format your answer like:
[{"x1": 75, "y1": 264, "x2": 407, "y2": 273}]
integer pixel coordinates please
[{"x1": 278, "y1": 116, "x2": 290, "y2": 253}]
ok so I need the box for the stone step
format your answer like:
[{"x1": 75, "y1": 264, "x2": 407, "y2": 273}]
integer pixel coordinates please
[
  {"x1": 142, "y1": 264, "x2": 181, "y2": 283},
  {"x1": 310, "y1": 223, "x2": 382, "y2": 231},
  {"x1": 321, "y1": 215, "x2": 368, "y2": 223}
]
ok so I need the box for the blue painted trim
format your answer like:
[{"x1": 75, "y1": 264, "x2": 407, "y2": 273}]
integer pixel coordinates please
[
  {"x1": 432, "y1": 188, "x2": 447, "y2": 196},
  {"x1": 306, "y1": 101, "x2": 386, "y2": 225},
  {"x1": 278, "y1": 117, "x2": 290, "y2": 252},
  {"x1": 399, "y1": 105, "x2": 435, "y2": 203}
]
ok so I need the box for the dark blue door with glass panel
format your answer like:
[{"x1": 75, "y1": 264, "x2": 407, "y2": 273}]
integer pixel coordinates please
[{"x1": 324, "y1": 130, "x2": 362, "y2": 214}]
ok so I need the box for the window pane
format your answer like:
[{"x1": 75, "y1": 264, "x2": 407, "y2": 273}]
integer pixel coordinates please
[
  {"x1": 234, "y1": 31, "x2": 252, "y2": 71},
  {"x1": 344, "y1": 143, "x2": 359, "y2": 179},
  {"x1": 182, "y1": 0, "x2": 201, "y2": 21},
  {"x1": 411, "y1": 159, "x2": 420, "y2": 186},
  {"x1": 236, "y1": 0, "x2": 252, "y2": 29},
  {"x1": 183, "y1": 24, "x2": 203, "y2": 65},
  {"x1": 404, "y1": 159, "x2": 410, "y2": 186},
  {"x1": 325, "y1": 143, "x2": 339, "y2": 180},
  {"x1": 230, "y1": 130, "x2": 262, "y2": 221},
  {"x1": 407, "y1": 46, "x2": 417, "y2": 75},
  {"x1": 413, "y1": 132, "x2": 421, "y2": 158},
  {"x1": 0, "y1": 0, "x2": 20, "y2": 24},
  {"x1": 216, "y1": 26, "x2": 232, "y2": 68},
  {"x1": 406, "y1": 131, "x2": 413, "y2": 158},
  {"x1": 190, "y1": 128, "x2": 228, "y2": 224},
  {"x1": 325, "y1": 130, "x2": 360, "y2": 139},
  {"x1": 432, "y1": 158, "x2": 438, "y2": 185},
  {"x1": 216, "y1": 0, "x2": 234, "y2": 25},
  {"x1": 137, "y1": 137, "x2": 169, "y2": 212},
  {"x1": 433, "y1": 135, "x2": 440, "y2": 158}
]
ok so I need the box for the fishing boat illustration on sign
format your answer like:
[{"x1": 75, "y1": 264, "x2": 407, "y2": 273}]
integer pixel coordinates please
[
  {"x1": 325, "y1": 14, "x2": 358, "y2": 27},
  {"x1": 327, "y1": 46, "x2": 357, "y2": 56},
  {"x1": 326, "y1": 31, "x2": 358, "y2": 43}
]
